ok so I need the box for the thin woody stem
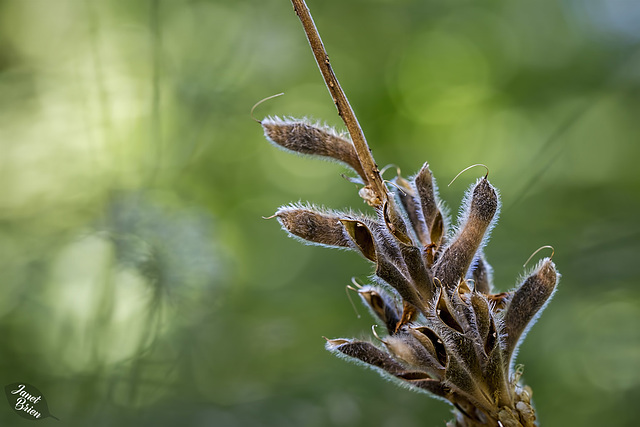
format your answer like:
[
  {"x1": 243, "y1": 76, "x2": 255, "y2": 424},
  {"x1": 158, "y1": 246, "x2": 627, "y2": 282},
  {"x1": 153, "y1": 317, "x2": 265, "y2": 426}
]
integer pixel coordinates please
[{"x1": 290, "y1": 0, "x2": 388, "y2": 206}]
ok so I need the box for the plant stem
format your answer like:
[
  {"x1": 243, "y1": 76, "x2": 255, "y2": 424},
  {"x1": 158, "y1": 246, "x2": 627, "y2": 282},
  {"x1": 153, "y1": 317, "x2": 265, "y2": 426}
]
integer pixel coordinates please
[{"x1": 290, "y1": 0, "x2": 388, "y2": 206}]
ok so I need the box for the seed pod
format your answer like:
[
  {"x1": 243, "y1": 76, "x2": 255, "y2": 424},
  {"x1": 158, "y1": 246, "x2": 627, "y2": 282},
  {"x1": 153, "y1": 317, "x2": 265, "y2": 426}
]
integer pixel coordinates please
[
  {"x1": 325, "y1": 339, "x2": 404, "y2": 375},
  {"x1": 503, "y1": 258, "x2": 558, "y2": 364},
  {"x1": 397, "y1": 301, "x2": 419, "y2": 331},
  {"x1": 484, "y1": 314, "x2": 499, "y2": 357},
  {"x1": 375, "y1": 253, "x2": 424, "y2": 312},
  {"x1": 399, "y1": 241, "x2": 435, "y2": 304},
  {"x1": 340, "y1": 219, "x2": 376, "y2": 261},
  {"x1": 368, "y1": 220, "x2": 403, "y2": 265},
  {"x1": 276, "y1": 205, "x2": 351, "y2": 248},
  {"x1": 327, "y1": 338, "x2": 451, "y2": 397},
  {"x1": 382, "y1": 199, "x2": 413, "y2": 246},
  {"x1": 484, "y1": 346, "x2": 511, "y2": 407},
  {"x1": 414, "y1": 162, "x2": 441, "y2": 234},
  {"x1": 446, "y1": 330, "x2": 485, "y2": 387},
  {"x1": 470, "y1": 293, "x2": 492, "y2": 354},
  {"x1": 469, "y1": 254, "x2": 493, "y2": 294},
  {"x1": 410, "y1": 326, "x2": 449, "y2": 367},
  {"x1": 383, "y1": 332, "x2": 446, "y2": 378},
  {"x1": 262, "y1": 117, "x2": 366, "y2": 180},
  {"x1": 435, "y1": 288, "x2": 464, "y2": 334},
  {"x1": 358, "y1": 287, "x2": 401, "y2": 334},
  {"x1": 394, "y1": 175, "x2": 429, "y2": 245},
  {"x1": 434, "y1": 178, "x2": 498, "y2": 290},
  {"x1": 430, "y1": 212, "x2": 445, "y2": 251},
  {"x1": 444, "y1": 355, "x2": 493, "y2": 412},
  {"x1": 449, "y1": 283, "x2": 478, "y2": 336},
  {"x1": 414, "y1": 163, "x2": 447, "y2": 253},
  {"x1": 399, "y1": 376, "x2": 449, "y2": 399}
]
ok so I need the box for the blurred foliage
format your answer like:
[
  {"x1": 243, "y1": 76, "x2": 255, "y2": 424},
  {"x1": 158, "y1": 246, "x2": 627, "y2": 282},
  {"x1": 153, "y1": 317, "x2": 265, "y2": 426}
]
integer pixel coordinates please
[{"x1": 0, "y1": 0, "x2": 639, "y2": 426}]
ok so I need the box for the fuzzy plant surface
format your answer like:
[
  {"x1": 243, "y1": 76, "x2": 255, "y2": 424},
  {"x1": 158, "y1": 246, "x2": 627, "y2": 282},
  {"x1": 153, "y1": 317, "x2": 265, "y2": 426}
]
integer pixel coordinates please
[{"x1": 258, "y1": 2, "x2": 559, "y2": 426}]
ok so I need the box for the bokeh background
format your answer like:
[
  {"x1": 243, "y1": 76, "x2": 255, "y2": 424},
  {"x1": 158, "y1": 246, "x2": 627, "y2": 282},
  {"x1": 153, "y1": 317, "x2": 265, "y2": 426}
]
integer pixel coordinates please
[{"x1": 1, "y1": 0, "x2": 639, "y2": 426}]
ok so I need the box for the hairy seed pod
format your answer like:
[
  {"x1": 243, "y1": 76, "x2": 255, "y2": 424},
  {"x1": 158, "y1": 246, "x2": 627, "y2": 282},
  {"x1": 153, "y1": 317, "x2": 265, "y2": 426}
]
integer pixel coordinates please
[
  {"x1": 399, "y1": 242, "x2": 435, "y2": 303},
  {"x1": 436, "y1": 289, "x2": 464, "y2": 334},
  {"x1": 407, "y1": 328, "x2": 440, "y2": 364},
  {"x1": 434, "y1": 178, "x2": 498, "y2": 289},
  {"x1": 400, "y1": 376, "x2": 450, "y2": 398},
  {"x1": 382, "y1": 199, "x2": 413, "y2": 246},
  {"x1": 411, "y1": 327, "x2": 449, "y2": 367},
  {"x1": 430, "y1": 212, "x2": 445, "y2": 250},
  {"x1": 394, "y1": 175, "x2": 430, "y2": 245},
  {"x1": 487, "y1": 292, "x2": 510, "y2": 312},
  {"x1": 504, "y1": 258, "x2": 558, "y2": 365},
  {"x1": 449, "y1": 284, "x2": 479, "y2": 337},
  {"x1": 368, "y1": 220, "x2": 403, "y2": 264},
  {"x1": 397, "y1": 301, "x2": 418, "y2": 330},
  {"x1": 444, "y1": 355, "x2": 494, "y2": 413},
  {"x1": 327, "y1": 339, "x2": 451, "y2": 397},
  {"x1": 340, "y1": 219, "x2": 376, "y2": 261},
  {"x1": 469, "y1": 253, "x2": 493, "y2": 294},
  {"x1": 485, "y1": 314, "x2": 499, "y2": 357},
  {"x1": 469, "y1": 292, "x2": 493, "y2": 355},
  {"x1": 384, "y1": 333, "x2": 446, "y2": 378},
  {"x1": 358, "y1": 287, "x2": 400, "y2": 334},
  {"x1": 262, "y1": 117, "x2": 366, "y2": 179},
  {"x1": 375, "y1": 254, "x2": 424, "y2": 312},
  {"x1": 276, "y1": 205, "x2": 351, "y2": 248},
  {"x1": 414, "y1": 162, "x2": 446, "y2": 244},
  {"x1": 485, "y1": 346, "x2": 511, "y2": 407},
  {"x1": 447, "y1": 330, "x2": 485, "y2": 387},
  {"x1": 414, "y1": 163, "x2": 438, "y2": 228},
  {"x1": 326, "y1": 339, "x2": 404, "y2": 375}
]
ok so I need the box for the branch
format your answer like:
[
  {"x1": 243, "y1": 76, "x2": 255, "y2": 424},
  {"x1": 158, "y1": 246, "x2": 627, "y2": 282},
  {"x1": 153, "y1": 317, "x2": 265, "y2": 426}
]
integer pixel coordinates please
[{"x1": 290, "y1": 0, "x2": 388, "y2": 206}]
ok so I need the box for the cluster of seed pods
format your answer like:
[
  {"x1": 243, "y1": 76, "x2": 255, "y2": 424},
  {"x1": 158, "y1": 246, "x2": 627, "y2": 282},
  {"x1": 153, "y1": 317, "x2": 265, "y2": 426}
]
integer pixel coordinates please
[{"x1": 261, "y1": 117, "x2": 559, "y2": 427}]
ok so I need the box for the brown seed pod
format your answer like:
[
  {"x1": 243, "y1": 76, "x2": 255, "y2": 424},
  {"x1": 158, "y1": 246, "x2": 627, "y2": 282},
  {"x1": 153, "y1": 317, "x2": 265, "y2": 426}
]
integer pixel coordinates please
[
  {"x1": 469, "y1": 292, "x2": 493, "y2": 354},
  {"x1": 325, "y1": 339, "x2": 404, "y2": 375},
  {"x1": 469, "y1": 253, "x2": 494, "y2": 294},
  {"x1": 393, "y1": 174, "x2": 430, "y2": 246},
  {"x1": 340, "y1": 219, "x2": 377, "y2": 261},
  {"x1": 262, "y1": 117, "x2": 366, "y2": 180},
  {"x1": 275, "y1": 205, "x2": 351, "y2": 248},
  {"x1": 410, "y1": 326, "x2": 449, "y2": 367},
  {"x1": 484, "y1": 346, "x2": 511, "y2": 407},
  {"x1": 414, "y1": 162, "x2": 443, "y2": 238},
  {"x1": 434, "y1": 178, "x2": 498, "y2": 290},
  {"x1": 375, "y1": 253, "x2": 424, "y2": 312},
  {"x1": 503, "y1": 257, "x2": 558, "y2": 365},
  {"x1": 400, "y1": 376, "x2": 450, "y2": 398},
  {"x1": 444, "y1": 354, "x2": 494, "y2": 415},
  {"x1": 398, "y1": 241, "x2": 436, "y2": 304},
  {"x1": 383, "y1": 332, "x2": 446, "y2": 379},
  {"x1": 382, "y1": 199, "x2": 413, "y2": 246},
  {"x1": 358, "y1": 286, "x2": 401, "y2": 334}
]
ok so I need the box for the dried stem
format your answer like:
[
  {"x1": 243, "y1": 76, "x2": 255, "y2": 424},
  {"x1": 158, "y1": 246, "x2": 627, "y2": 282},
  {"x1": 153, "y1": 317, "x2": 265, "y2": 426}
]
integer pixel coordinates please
[{"x1": 290, "y1": 0, "x2": 387, "y2": 206}]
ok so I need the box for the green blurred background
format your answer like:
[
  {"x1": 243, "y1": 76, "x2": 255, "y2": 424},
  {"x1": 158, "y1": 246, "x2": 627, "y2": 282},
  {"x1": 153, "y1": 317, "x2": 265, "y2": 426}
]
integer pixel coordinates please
[{"x1": 1, "y1": 0, "x2": 639, "y2": 426}]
